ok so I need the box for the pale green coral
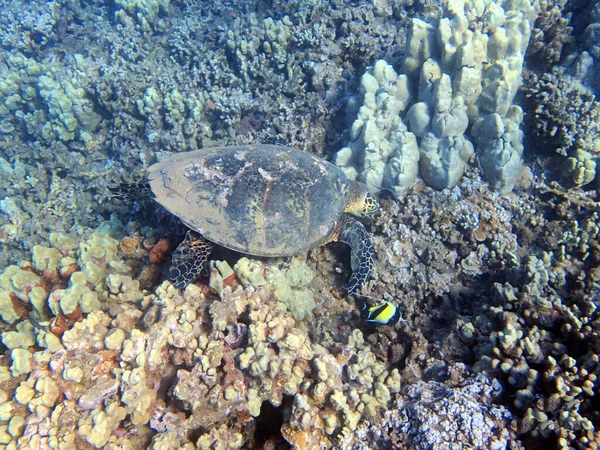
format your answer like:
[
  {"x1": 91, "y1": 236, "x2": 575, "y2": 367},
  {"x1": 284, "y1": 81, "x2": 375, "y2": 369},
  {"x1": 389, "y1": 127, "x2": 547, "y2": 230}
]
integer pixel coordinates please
[
  {"x1": 138, "y1": 86, "x2": 162, "y2": 115},
  {"x1": 0, "y1": 291, "x2": 20, "y2": 325},
  {"x1": 104, "y1": 328, "x2": 126, "y2": 351},
  {"x1": 233, "y1": 257, "x2": 266, "y2": 287},
  {"x1": 2, "y1": 321, "x2": 36, "y2": 349},
  {"x1": 0, "y1": 53, "x2": 45, "y2": 136},
  {"x1": 266, "y1": 258, "x2": 316, "y2": 320},
  {"x1": 0, "y1": 265, "x2": 43, "y2": 324},
  {"x1": 0, "y1": 426, "x2": 10, "y2": 445},
  {"x1": 10, "y1": 348, "x2": 33, "y2": 377},
  {"x1": 0, "y1": 402, "x2": 13, "y2": 422},
  {"x1": 218, "y1": 257, "x2": 317, "y2": 320},
  {"x1": 0, "y1": 265, "x2": 41, "y2": 300},
  {"x1": 117, "y1": 367, "x2": 156, "y2": 425},
  {"x1": 565, "y1": 147, "x2": 597, "y2": 186},
  {"x1": 0, "y1": 217, "x2": 404, "y2": 448},
  {"x1": 150, "y1": 431, "x2": 195, "y2": 450},
  {"x1": 34, "y1": 55, "x2": 102, "y2": 143},
  {"x1": 77, "y1": 402, "x2": 127, "y2": 448},
  {"x1": 31, "y1": 245, "x2": 62, "y2": 271},
  {"x1": 105, "y1": 274, "x2": 142, "y2": 302},
  {"x1": 196, "y1": 425, "x2": 244, "y2": 450},
  {"x1": 36, "y1": 329, "x2": 64, "y2": 353},
  {"x1": 28, "y1": 286, "x2": 47, "y2": 316},
  {"x1": 78, "y1": 228, "x2": 122, "y2": 277},
  {"x1": 48, "y1": 271, "x2": 100, "y2": 316},
  {"x1": 7, "y1": 416, "x2": 24, "y2": 439},
  {"x1": 208, "y1": 260, "x2": 235, "y2": 293},
  {"x1": 62, "y1": 367, "x2": 84, "y2": 383},
  {"x1": 137, "y1": 85, "x2": 210, "y2": 145},
  {"x1": 121, "y1": 329, "x2": 147, "y2": 367},
  {"x1": 49, "y1": 230, "x2": 80, "y2": 250},
  {"x1": 225, "y1": 14, "x2": 294, "y2": 82},
  {"x1": 115, "y1": 0, "x2": 170, "y2": 32}
]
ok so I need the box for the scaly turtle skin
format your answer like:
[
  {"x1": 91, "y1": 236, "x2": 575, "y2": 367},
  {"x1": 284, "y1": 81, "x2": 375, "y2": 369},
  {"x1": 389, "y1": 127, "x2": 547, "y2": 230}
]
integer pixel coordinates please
[{"x1": 141, "y1": 145, "x2": 377, "y2": 292}]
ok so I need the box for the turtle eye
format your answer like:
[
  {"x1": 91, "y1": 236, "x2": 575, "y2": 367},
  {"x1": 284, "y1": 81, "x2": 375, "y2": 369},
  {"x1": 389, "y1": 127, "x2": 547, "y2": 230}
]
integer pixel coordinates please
[{"x1": 363, "y1": 192, "x2": 378, "y2": 216}]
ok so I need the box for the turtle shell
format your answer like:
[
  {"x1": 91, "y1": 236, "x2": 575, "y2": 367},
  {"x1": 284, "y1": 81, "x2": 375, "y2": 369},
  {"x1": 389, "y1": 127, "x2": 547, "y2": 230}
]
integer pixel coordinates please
[{"x1": 147, "y1": 144, "x2": 351, "y2": 257}]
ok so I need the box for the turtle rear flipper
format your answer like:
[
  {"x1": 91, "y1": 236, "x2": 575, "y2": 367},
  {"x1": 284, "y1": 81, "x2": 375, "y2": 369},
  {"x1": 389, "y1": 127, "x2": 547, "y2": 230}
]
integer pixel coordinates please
[
  {"x1": 109, "y1": 181, "x2": 153, "y2": 201},
  {"x1": 336, "y1": 215, "x2": 375, "y2": 294},
  {"x1": 168, "y1": 231, "x2": 214, "y2": 289}
]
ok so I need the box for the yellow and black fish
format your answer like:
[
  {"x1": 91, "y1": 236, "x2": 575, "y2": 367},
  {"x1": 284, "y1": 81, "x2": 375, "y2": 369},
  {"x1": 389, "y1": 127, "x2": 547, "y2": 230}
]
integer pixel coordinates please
[{"x1": 362, "y1": 299, "x2": 400, "y2": 324}]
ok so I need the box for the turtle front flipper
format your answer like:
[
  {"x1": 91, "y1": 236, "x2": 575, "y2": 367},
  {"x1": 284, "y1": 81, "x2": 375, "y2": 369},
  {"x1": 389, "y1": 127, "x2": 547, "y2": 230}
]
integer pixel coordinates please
[
  {"x1": 336, "y1": 216, "x2": 375, "y2": 294},
  {"x1": 168, "y1": 231, "x2": 214, "y2": 289}
]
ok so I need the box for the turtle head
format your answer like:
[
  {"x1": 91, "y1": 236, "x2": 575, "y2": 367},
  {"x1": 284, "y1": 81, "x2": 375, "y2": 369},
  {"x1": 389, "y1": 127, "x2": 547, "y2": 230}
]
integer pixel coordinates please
[{"x1": 344, "y1": 180, "x2": 379, "y2": 218}]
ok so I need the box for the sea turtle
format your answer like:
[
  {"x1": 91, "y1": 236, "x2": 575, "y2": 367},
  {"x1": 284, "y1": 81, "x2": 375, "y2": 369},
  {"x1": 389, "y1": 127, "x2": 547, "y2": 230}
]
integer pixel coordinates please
[{"x1": 127, "y1": 144, "x2": 378, "y2": 293}]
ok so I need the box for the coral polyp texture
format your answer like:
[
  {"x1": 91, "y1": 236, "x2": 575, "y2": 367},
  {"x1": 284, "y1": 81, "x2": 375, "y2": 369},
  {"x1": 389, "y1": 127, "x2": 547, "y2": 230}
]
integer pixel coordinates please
[{"x1": 1, "y1": 0, "x2": 600, "y2": 448}]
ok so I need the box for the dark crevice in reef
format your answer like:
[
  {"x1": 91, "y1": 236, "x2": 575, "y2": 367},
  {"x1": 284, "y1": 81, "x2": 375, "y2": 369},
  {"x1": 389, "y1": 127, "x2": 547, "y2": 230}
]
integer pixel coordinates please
[{"x1": 251, "y1": 396, "x2": 293, "y2": 449}]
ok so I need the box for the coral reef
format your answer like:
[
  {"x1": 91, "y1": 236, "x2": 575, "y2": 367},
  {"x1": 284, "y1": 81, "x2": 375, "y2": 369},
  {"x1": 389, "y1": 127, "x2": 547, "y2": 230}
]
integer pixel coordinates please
[
  {"x1": 468, "y1": 180, "x2": 600, "y2": 448},
  {"x1": 0, "y1": 223, "x2": 406, "y2": 448},
  {"x1": 0, "y1": 52, "x2": 101, "y2": 143},
  {"x1": 115, "y1": 0, "x2": 171, "y2": 32},
  {"x1": 522, "y1": 0, "x2": 600, "y2": 187},
  {"x1": 526, "y1": 0, "x2": 573, "y2": 70},
  {"x1": 335, "y1": 0, "x2": 536, "y2": 193},
  {"x1": 353, "y1": 376, "x2": 512, "y2": 449},
  {"x1": 579, "y1": 0, "x2": 600, "y2": 93},
  {"x1": 333, "y1": 60, "x2": 419, "y2": 193},
  {"x1": 0, "y1": 0, "x2": 409, "y2": 267},
  {"x1": 225, "y1": 14, "x2": 294, "y2": 83},
  {"x1": 6, "y1": 169, "x2": 594, "y2": 448},
  {"x1": 524, "y1": 70, "x2": 600, "y2": 186},
  {"x1": 1, "y1": 0, "x2": 600, "y2": 448}
]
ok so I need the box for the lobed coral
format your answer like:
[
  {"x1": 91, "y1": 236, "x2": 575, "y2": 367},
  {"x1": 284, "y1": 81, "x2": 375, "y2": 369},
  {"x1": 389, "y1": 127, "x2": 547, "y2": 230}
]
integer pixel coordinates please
[
  {"x1": 0, "y1": 51, "x2": 102, "y2": 144},
  {"x1": 0, "y1": 223, "x2": 404, "y2": 448},
  {"x1": 466, "y1": 178, "x2": 600, "y2": 449},
  {"x1": 526, "y1": 0, "x2": 573, "y2": 70},
  {"x1": 524, "y1": 69, "x2": 600, "y2": 186},
  {"x1": 335, "y1": 0, "x2": 536, "y2": 193},
  {"x1": 114, "y1": 0, "x2": 171, "y2": 32},
  {"x1": 225, "y1": 14, "x2": 294, "y2": 82}
]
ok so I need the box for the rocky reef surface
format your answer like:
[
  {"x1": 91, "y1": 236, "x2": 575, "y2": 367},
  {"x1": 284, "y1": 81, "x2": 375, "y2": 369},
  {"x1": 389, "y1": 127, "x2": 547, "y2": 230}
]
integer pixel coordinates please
[{"x1": 1, "y1": 0, "x2": 600, "y2": 448}]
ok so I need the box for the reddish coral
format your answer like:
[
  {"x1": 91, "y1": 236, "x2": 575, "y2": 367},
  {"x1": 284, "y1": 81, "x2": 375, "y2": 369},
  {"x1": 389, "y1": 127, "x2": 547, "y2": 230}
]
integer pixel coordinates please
[
  {"x1": 200, "y1": 285, "x2": 213, "y2": 297},
  {"x1": 222, "y1": 273, "x2": 238, "y2": 288},
  {"x1": 42, "y1": 268, "x2": 64, "y2": 292},
  {"x1": 60, "y1": 263, "x2": 80, "y2": 281},
  {"x1": 150, "y1": 239, "x2": 173, "y2": 264},
  {"x1": 42, "y1": 268, "x2": 60, "y2": 284},
  {"x1": 49, "y1": 315, "x2": 69, "y2": 338},
  {"x1": 65, "y1": 305, "x2": 83, "y2": 322},
  {"x1": 9, "y1": 292, "x2": 30, "y2": 319}
]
